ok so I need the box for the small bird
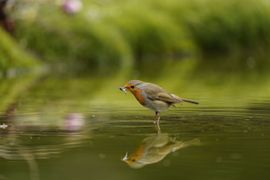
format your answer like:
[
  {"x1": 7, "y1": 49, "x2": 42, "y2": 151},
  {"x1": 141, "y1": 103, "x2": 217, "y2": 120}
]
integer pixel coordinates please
[
  {"x1": 119, "y1": 80, "x2": 198, "y2": 125},
  {"x1": 122, "y1": 133, "x2": 200, "y2": 168}
]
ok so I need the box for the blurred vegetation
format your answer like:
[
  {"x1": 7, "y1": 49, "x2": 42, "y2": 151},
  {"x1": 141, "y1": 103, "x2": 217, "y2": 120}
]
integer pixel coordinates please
[
  {"x1": 0, "y1": 0, "x2": 269, "y2": 110},
  {"x1": 0, "y1": 29, "x2": 39, "y2": 74},
  {"x1": 1, "y1": 0, "x2": 270, "y2": 73},
  {"x1": 9, "y1": 0, "x2": 269, "y2": 71}
]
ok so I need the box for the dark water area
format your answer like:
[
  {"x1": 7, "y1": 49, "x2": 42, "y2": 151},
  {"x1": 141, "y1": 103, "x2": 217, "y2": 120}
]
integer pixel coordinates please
[{"x1": 0, "y1": 69, "x2": 270, "y2": 180}]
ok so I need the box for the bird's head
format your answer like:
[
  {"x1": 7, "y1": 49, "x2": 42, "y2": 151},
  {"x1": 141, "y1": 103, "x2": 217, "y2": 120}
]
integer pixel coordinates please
[
  {"x1": 122, "y1": 152, "x2": 146, "y2": 169},
  {"x1": 119, "y1": 80, "x2": 143, "y2": 94}
]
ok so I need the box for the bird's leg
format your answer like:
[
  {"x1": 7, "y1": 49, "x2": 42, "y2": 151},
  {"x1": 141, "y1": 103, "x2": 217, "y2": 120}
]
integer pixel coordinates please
[
  {"x1": 153, "y1": 111, "x2": 160, "y2": 131},
  {"x1": 156, "y1": 111, "x2": 160, "y2": 125},
  {"x1": 153, "y1": 111, "x2": 158, "y2": 124}
]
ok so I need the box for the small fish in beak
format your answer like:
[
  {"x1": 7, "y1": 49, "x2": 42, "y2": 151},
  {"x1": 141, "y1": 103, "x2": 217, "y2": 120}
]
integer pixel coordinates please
[
  {"x1": 122, "y1": 152, "x2": 129, "y2": 161},
  {"x1": 119, "y1": 87, "x2": 128, "y2": 93}
]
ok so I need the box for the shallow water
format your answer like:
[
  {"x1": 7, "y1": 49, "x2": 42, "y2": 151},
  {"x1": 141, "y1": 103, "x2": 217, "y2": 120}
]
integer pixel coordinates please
[{"x1": 0, "y1": 74, "x2": 270, "y2": 180}]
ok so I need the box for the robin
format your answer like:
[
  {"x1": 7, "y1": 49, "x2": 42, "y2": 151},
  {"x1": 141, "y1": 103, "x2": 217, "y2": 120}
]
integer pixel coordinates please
[
  {"x1": 119, "y1": 80, "x2": 198, "y2": 126},
  {"x1": 122, "y1": 133, "x2": 200, "y2": 168}
]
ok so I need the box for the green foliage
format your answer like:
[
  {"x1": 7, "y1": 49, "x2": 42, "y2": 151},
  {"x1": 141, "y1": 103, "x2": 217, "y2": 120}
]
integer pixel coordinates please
[
  {"x1": 14, "y1": 0, "x2": 270, "y2": 69},
  {"x1": 0, "y1": 29, "x2": 39, "y2": 73},
  {"x1": 15, "y1": 5, "x2": 134, "y2": 70},
  {"x1": 181, "y1": 0, "x2": 270, "y2": 54},
  {"x1": 15, "y1": 1, "x2": 195, "y2": 70}
]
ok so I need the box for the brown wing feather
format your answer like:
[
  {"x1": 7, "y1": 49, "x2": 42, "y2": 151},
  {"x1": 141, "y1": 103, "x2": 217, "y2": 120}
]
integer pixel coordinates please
[
  {"x1": 156, "y1": 92, "x2": 181, "y2": 103},
  {"x1": 143, "y1": 83, "x2": 165, "y2": 98},
  {"x1": 144, "y1": 83, "x2": 181, "y2": 103},
  {"x1": 143, "y1": 83, "x2": 199, "y2": 104}
]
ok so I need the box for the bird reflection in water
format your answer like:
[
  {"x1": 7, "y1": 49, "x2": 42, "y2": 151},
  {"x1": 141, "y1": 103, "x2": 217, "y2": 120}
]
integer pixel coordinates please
[{"x1": 122, "y1": 133, "x2": 200, "y2": 168}]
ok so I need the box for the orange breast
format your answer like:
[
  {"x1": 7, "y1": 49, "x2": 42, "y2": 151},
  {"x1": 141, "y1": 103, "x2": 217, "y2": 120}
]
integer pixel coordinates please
[
  {"x1": 132, "y1": 89, "x2": 145, "y2": 105},
  {"x1": 129, "y1": 144, "x2": 146, "y2": 161}
]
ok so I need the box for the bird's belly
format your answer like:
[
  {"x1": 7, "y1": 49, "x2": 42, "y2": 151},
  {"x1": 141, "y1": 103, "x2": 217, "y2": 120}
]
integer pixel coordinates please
[{"x1": 144, "y1": 99, "x2": 169, "y2": 112}]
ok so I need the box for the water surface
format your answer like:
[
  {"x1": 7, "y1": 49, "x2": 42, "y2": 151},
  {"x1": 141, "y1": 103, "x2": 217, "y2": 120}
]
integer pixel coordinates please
[{"x1": 0, "y1": 73, "x2": 270, "y2": 180}]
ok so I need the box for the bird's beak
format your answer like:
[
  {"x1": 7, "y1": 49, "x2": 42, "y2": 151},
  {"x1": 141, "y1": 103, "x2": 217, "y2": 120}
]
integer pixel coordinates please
[
  {"x1": 119, "y1": 86, "x2": 128, "y2": 93},
  {"x1": 122, "y1": 152, "x2": 129, "y2": 161}
]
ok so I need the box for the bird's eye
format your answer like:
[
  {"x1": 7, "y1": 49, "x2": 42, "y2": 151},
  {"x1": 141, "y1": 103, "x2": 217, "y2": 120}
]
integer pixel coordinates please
[{"x1": 130, "y1": 85, "x2": 135, "y2": 89}]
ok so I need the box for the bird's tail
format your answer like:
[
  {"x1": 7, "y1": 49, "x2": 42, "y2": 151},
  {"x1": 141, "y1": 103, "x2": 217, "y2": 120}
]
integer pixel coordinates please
[
  {"x1": 171, "y1": 94, "x2": 199, "y2": 104},
  {"x1": 182, "y1": 98, "x2": 199, "y2": 104},
  {"x1": 171, "y1": 138, "x2": 201, "y2": 152}
]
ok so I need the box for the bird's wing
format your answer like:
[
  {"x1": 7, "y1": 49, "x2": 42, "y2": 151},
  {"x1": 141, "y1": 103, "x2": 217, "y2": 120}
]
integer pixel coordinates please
[
  {"x1": 144, "y1": 83, "x2": 180, "y2": 103},
  {"x1": 155, "y1": 92, "x2": 181, "y2": 103}
]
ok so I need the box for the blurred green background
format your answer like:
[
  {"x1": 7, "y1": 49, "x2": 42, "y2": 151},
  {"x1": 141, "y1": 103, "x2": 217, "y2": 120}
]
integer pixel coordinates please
[
  {"x1": 2, "y1": 0, "x2": 270, "y2": 72},
  {"x1": 1, "y1": 0, "x2": 270, "y2": 107},
  {"x1": 1, "y1": 0, "x2": 270, "y2": 180}
]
